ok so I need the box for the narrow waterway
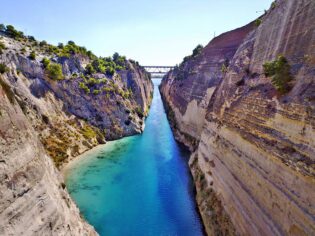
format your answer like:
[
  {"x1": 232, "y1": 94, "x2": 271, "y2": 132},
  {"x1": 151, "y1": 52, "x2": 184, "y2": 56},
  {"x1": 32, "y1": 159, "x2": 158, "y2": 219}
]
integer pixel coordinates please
[{"x1": 64, "y1": 79, "x2": 204, "y2": 236}]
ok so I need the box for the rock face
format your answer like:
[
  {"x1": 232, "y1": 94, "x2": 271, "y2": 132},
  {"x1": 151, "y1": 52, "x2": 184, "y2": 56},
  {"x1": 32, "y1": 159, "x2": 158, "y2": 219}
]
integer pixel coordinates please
[
  {"x1": 0, "y1": 32, "x2": 153, "y2": 234},
  {"x1": 160, "y1": 0, "x2": 315, "y2": 235},
  {"x1": 160, "y1": 22, "x2": 255, "y2": 151},
  {"x1": 0, "y1": 79, "x2": 96, "y2": 235},
  {"x1": 0, "y1": 34, "x2": 153, "y2": 168}
]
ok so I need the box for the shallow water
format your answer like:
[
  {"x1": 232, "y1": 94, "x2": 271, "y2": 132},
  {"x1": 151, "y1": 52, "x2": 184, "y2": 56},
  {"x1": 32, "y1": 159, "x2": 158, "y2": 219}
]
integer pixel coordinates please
[{"x1": 65, "y1": 79, "x2": 204, "y2": 236}]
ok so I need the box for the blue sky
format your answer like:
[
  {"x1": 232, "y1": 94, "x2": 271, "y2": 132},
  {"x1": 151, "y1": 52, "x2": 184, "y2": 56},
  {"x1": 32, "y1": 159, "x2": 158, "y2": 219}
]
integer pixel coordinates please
[{"x1": 1, "y1": 0, "x2": 273, "y2": 65}]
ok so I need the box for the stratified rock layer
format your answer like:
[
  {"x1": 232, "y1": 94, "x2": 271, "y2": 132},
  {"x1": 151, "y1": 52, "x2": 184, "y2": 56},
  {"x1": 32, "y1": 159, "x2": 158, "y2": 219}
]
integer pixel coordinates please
[
  {"x1": 160, "y1": 0, "x2": 315, "y2": 235},
  {"x1": 0, "y1": 80, "x2": 96, "y2": 235},
  {"x1": 160, "y1": 22, "x2": 255, "y2": 150}
]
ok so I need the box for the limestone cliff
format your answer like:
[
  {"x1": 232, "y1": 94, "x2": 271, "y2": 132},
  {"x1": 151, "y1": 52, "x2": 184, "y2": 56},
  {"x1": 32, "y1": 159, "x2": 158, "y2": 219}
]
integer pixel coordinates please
[
  {"x1": 160, "y1": 0, "x2": 315, "y2": 235},
  {"x1": 0, "y1": 32, "x2": 153, "y2": 168},
  {"x1": 160, "y1": 22, "x2": 255, "y2": 151},
  {"x1": 0, "y1": 28, "x2": 153, "y2": 234},
  {"x1": 0, "y1": 77, "x2": 96, "y2": 235}
]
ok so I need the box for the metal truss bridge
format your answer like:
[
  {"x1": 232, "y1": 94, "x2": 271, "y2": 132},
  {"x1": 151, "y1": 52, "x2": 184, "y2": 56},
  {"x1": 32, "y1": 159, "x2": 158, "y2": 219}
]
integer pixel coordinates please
[{"x1": 143, "y1": 66, "x2": 175, "y2": 78}]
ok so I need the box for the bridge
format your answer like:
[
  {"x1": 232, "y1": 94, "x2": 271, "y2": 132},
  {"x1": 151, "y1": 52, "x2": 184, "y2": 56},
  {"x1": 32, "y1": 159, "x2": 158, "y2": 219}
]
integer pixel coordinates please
[{"x1": 143, "y1": 66, "x2": 175, "y2": 78}]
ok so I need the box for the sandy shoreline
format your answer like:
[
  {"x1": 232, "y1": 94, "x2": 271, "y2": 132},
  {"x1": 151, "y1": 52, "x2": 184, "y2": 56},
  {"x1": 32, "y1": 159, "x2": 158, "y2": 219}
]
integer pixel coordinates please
[{"x1": 61, "y1": 143, "x2": 109, "y2": 176}]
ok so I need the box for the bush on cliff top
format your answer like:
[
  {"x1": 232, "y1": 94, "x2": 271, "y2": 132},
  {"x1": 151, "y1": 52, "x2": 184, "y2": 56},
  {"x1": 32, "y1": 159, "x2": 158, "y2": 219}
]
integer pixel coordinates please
[
  {"x1": 182, "y1": 44, "x2": 204, "y2": 64},
  {"x1": 1, "y1": 23, "x2": 134, "y2": 78},
  {"x1": 86, "y1": 53, "x2": 127, "y2": 76},
  {"x1": 263, "y1": 55, "x2": 293, "y2": 94},
  {"x1": 174, "y1": 44, "x2": 204, "y2": 80},
  {"x1": 192, "y1": 44, "x2": 204, "y2": 57},
  {"x1": 4, "y1": 25, "x2": 24, "y2": 39}
]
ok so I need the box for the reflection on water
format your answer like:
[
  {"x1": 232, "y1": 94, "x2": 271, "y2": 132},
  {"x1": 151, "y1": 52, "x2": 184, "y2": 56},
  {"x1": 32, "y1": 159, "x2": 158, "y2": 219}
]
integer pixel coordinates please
[{"x1": 65, "y1": 79, "x2": 204, "y2": 236}]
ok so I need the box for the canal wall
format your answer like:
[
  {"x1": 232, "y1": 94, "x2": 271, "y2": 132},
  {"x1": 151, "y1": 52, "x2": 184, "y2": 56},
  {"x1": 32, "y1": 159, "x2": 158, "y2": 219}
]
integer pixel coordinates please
[{"x1": 160, "y1": 0, "x2": 315, "y2": 235}]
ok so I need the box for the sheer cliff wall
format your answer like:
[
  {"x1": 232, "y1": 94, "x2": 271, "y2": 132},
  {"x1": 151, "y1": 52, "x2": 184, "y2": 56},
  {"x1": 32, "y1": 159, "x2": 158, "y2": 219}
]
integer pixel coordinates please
[{"x1": 160, "y1": 0, "x2": 315, "y2": 235}]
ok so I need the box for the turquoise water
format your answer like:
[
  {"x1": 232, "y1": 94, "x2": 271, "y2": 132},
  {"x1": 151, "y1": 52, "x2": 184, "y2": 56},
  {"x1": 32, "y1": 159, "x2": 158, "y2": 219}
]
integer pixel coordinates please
[{"x1": 65, "y1": 79, "x2": 204, "y2": 236}]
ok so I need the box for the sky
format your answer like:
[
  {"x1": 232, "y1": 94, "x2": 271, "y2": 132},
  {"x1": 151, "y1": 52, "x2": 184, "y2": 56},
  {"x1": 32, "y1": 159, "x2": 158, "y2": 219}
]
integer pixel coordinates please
[{"x1": 0, "y1": 0, "x2": 273, "y2": 65}]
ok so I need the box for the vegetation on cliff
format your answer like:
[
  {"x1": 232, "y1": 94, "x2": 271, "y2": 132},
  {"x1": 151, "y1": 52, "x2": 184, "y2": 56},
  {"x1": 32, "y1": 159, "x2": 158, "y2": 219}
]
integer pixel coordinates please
[
  {"x1": 263, "y1": 55, "x2": 293, "y2": 94},
  {"x1": 0, "y1": 23, "x2": 153, "y2": 168},
  {"x1": 0, "y1": 63, "x2": 8, "y2": 74},
  {"x1": 0, "y1": 24, "x2": 143, "y2": 81},
  {"x1": 171, "y1": 44, "x2": 204, "y2": 80},
  {"x1": 46, "y1": 63, "x2": 64, "y2": 80}
]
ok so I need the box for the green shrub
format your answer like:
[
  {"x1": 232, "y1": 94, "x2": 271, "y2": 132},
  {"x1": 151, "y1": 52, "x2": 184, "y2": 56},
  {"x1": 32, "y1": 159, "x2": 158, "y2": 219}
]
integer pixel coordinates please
[
  {"x1": 178, "y1": 44, "x2": 203, "y2": 70},
  {"x1": 39, "y1": 40, "x2": 47, "y2": 47},
  {"x1": 46, "y1": 45, "x2": 59, "y2": 54},
  {"x1": 79, "y1": 82, "x2": 90, "y2": 94},
  {"x1": 87, "y1": 77, "x2": 99, "y2": 85},
  {"x1": 255, "y1": 19, "x2": 262, "y2": 27},
  {"x1": 85, "y1": 63, "x2": 96, "y2": 74},
  {"x1": 28, "y1": 36, "x2": 36, "y2": 41},
  {"x1": 0, "y1": 41, "x2": 5, "y2": 54},
  {"x1": 58, "y1": 43, "x2": 64, "y2": 49},
  {"x1": 103, "y1": 87, "x2": 113, "y2": 93},
  {"x1": 0, "y1": 63, "x2": 8, "y2": 74},
  {"x1": 271, "y1": 1, "x2": 276, "y2": 9},
  {"x1": 46, "y1": 63, "x2": 64, "y2": 80},
  {"x1": 99, "y1": 78, "x2": 107, "y2": 84},
  {"x1": 5, "y1": 25, "x2": 24, "y2": 39},
  {"x1": 41, "y1": 57, "x2": 50, "y2": 68},
  {"x1": 192, "y1": 44, "x2": 203, "y2": 57},
  {"x1": 0, "y1": 42, "x2": 5, "y2": 50},
  {"x1": 106, "y1": 67, "x2": 115, "y2": 76},
  {"x1": 221, "y1": 64, "x2": 228, "y2": 73},
  {"x1": 87, "y1": 50, "x2": 96, "y2": 60},
  {"x1": 20, "y1": 47, "x2": 26, "y2": 54},
  {"x1": 84, "y1": 87, "x2": 90, "y2": 94},
  {"x1": 221, "y1": 58, "x2": 229, "y2": 73},
  {"x1": 134, "y1": 106, "x2": 144, "y2": 118},
  {"x1": 29, "y1": 51, "x2": 36, "y2": 60},
  {"x1": 71, "y1": 73, "x2": 78, "y2": 79},
  {"x1": 91, "y1": 59, "x2": 106, "y2": 73},
  {"x1": 93, "y1": 89, "x2": 100, "y2": 95},
  {"x1": 263, "y1": 55, "x2": 293, "y2": 94}
]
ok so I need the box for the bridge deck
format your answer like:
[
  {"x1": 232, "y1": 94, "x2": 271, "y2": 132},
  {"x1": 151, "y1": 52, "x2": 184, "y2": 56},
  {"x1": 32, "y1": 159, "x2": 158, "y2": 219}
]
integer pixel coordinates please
[{"x1": 144, "y1": 66, "x2": 175, "y2": 76}]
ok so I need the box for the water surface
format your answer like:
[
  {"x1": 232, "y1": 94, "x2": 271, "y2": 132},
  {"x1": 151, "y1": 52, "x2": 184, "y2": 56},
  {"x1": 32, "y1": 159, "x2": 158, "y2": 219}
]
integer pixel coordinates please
[{"x1": 65, "y1": 79, "x2": 204, "y2": 236}]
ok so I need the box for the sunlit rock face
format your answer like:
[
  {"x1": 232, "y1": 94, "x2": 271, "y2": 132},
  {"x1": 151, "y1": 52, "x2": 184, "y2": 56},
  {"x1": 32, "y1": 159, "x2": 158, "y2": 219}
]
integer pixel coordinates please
[
  {"x1": 160, "y1": 21, "x2": 255, "y2": 151},
  {"x1": 0, "y1": 82, "x2": 97, "y2": 235},
  {"x1": 161, "y1": 0, "x2": 315, "y2": 235},
  {"x1": 0, "y1": 34, "x2": 153, "y2": 168}
]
